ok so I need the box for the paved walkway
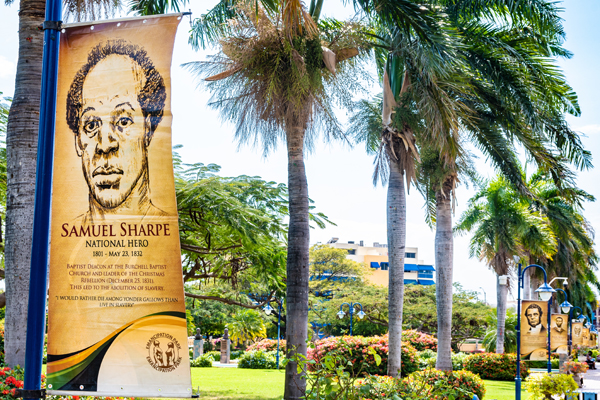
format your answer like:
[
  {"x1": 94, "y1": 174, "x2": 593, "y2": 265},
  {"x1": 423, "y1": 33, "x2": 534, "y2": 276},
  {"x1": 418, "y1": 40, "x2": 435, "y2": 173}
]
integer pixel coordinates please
[{"x1": 580, "y1": 363, "x2": 600, "y2": 393}]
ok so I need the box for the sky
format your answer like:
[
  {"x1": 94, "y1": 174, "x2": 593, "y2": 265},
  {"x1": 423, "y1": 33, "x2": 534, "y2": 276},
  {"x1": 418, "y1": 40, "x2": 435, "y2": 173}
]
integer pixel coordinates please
[{"x1": 0, "y1": 0, "x2": 599, "y2": 306}]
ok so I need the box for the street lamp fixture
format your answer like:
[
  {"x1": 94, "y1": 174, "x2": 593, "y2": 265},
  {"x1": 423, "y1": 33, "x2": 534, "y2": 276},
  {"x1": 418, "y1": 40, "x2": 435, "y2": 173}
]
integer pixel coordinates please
[
  {"x1": 263, "y1": 304, "x2": 274, "y2": 315},
  {"x1": 338, "y1": 302, "x2": 364, "y2": 335},
  {"x1": 560, "y1": 300, "x2": 573, "y2": 314},
  {"x1": 534, "y1": 282, "x2": 555, "y2": 301}
]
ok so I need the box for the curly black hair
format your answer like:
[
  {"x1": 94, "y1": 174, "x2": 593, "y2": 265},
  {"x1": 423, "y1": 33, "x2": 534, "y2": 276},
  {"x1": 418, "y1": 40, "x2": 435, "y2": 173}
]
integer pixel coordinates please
[
  {"x1": 525, "y1": 303, "x2": 543, "y2": 318},
  {"x1": 66, "y1": 39, "x2": 166, "y2": 139}
]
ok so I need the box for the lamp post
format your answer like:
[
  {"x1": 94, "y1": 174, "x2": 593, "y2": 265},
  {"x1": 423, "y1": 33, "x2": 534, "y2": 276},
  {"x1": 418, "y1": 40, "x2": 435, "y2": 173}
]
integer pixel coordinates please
[
  {"x1": 516, "y1": 263, "x2": 555, "y2": 400},
  {"x1": 337, "y1": 302, "x2": 365, "y2": 336},
  {"x1": 479, "y1": 287, "x2": 487, "y2": 305},
  {"x1": 263, "y1": 300, "x2": 283, "y2": 369}
]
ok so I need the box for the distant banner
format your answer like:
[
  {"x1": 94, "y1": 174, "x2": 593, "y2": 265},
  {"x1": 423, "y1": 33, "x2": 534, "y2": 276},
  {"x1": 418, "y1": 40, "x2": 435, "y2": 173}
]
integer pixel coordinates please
[
  {"x1": 572, "y1": 321, "x2": 584, "y2": 346},
  {"x1": 46, "y1": 14, "x2": 191, "y2": 397},
  {"x1": 583, "y1": 328, "x2": 591, "y2": 347},
  {"x1": 550, "y1": 314, "x2": 568, "y2": 353},
  {"x1": 521, "y1": 300, "x2": 549, "y2": 358}
]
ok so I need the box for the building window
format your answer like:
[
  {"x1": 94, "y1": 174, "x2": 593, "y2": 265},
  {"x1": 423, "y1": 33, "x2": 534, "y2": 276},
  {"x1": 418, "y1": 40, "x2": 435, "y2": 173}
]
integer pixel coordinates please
[
  {"x1": 418, "y1": 272, "x2": 433, "y2": 279},
  {"x1": 380, "y1": 262, "x2": 389, "y2": 270},
  {"x1": 406, "y1": 252, "x2": 416, "y2": 258},
  {"x1": 347, "y1": 249, "x2": 356, "y2": 255}
]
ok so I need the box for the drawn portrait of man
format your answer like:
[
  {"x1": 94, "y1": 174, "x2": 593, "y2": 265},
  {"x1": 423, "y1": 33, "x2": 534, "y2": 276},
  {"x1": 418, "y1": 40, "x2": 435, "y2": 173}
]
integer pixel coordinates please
[
  {"x1": 525, "y1": 303, "x2": 546, "y2": 335},
  {"x1": 574, "y1": 326, "x2": 582, "y2": 337},
  {"x1": 66, "y1": 39, "x2": 169, "y2": 223},
  {"x1": 553, "y1": 316, "x2": 566, "y2": 334}
]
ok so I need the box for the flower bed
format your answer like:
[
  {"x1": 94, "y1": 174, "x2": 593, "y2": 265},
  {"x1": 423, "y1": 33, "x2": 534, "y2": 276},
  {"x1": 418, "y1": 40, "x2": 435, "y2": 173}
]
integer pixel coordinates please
[
  {"x1": 308, "y1": 334, "x2": 419, "y2": 376},
  {"x1": 246, "y1": 339, "x2": 286, "y2": 352},
  {"x1": 463, "y1": 352, "x2": 528, "y2": 381},
  {"x1": 402, "y1": 330, "x2": 437, "y2": 351},
  {"x1": 407, "y1": 369, "x2": 485, "y2": 400}
]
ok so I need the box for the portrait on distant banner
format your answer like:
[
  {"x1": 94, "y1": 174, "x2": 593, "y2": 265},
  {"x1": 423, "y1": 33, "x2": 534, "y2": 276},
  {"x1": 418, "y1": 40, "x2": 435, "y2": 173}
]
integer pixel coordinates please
[
  {"x1": 521, "y1": 301, "x2": 549, "y2": 358},
  {"x1": 550, "y1": 314, "x2": 568, "y2": 353},
  {"x1": 572, "y1": 321, "x2": 583, "y2": 346}
]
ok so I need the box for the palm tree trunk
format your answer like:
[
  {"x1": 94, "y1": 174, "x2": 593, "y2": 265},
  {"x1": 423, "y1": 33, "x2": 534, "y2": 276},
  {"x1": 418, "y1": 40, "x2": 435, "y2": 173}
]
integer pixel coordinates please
[
  {"x1": 4, "y1": 0, "x2": 45, "y2": 368},
  {"x1": 387, "y1": 159, "x2": 406, "y2": 377},
  {"x1": 496, "y1": 276, "x2": 508, "y2": 354},
  {"x1": 284, "y1": 120, "x2": 309, "y2": 400},
  {"x1": 523, "y1": 268, "x2": 531, "y2": 300},
  {"x1": 435, "y1": 191, "x2": 453, "y2": 371}
]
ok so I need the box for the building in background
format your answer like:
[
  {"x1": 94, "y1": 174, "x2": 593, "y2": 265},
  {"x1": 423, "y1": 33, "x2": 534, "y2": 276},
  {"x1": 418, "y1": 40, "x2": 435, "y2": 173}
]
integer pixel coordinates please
[{"x1": 325, "y1": 238, "x2": 435, "y2": 286}]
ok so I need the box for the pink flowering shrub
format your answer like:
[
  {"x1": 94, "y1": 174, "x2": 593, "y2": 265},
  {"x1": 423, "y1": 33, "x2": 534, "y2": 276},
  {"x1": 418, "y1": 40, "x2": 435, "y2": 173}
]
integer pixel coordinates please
[
  {"x1": 307, "y1": 334, "x2": 419, "y2": 376},
  {"x1": 246, "y1": 339, "x2": 286, "y2": 352},
  {"x1": 401, "y1": 330, "x2": 437, "y2": 351}
]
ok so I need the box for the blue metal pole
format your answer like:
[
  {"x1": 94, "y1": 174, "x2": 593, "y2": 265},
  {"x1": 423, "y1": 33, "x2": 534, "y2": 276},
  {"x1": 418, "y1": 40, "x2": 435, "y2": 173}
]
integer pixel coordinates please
[
  {"x1": 349, "y1": 303, "x2": 353, "y2": 336},
  {"x1": 516, "y1": 262, "x2": 522, "y2": 400},
  {"x1": 547, "y1": 296, "x2": 552, "y2": 373},
  {"x1": 276, "y1": 301, "x2": 281, "y2": 369},
  {"x1": 23, "y1": 0, "x2": 61, "y2": 396}
]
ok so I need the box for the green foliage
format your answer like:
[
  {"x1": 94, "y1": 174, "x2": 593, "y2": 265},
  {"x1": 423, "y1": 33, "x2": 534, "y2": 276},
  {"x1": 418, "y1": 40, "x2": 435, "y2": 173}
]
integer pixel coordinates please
[
  {"x1": 483, "y1": 308, "x2": 517, "y2": 353},
  {"x1": 309, "y1": 244, "x2": 364, "y2": 292},
  {"x1": 237, "y1": 350, "x2": 277, "y2": 369},
  {"x1": 407, "y1": 369, "x2": 486, "y2": 400},
  {"x1": 402, "y1": 330, "x2": 437, "y2": 351},
  {"x1": 416, "y1": 351, "x2": 471, "y2": 371},
  {"x1": 226, "y1": 309, "x2": 266, "y2": 346},
  {"x1": 308, "y1": 335, "x2": 419, "y2": 376},
  {"x1": 190, "y1": 353, "x2": 214, "y2": 367},
  {"x1": 186, "y1": 295, "x2": 241, "y2": 336},
  {"x1": 246, "y1": 338, "x2": 286, "y2": 352},
  {"x1": 525, "y1": 373, "x2": 578, "y2": 400},
  {"x1": 464, "y1": 353, "x2": 529, "y2": 381},
  {"x1": 403, "y1": 284, "x2": 490, "y2": 349}
]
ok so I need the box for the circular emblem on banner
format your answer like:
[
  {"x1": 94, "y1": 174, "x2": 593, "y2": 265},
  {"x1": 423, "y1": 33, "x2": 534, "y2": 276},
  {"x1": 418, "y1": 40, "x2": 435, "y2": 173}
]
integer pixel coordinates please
[{"x1": 146, "y1": 333, "x2": 182, "y2": 372}]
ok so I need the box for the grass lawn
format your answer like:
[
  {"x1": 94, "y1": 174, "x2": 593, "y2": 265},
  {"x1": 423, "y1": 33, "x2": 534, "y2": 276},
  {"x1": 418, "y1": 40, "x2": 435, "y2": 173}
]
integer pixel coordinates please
[
  {"x1": 191, "y1": 368, "x2": 285, "y2": 400},
  {"x1": 41, "y1": 366, "x2": 530, "y2": 399},
  {"x1": 483, "y1": 379, "x2": 530, "y2": 400}
]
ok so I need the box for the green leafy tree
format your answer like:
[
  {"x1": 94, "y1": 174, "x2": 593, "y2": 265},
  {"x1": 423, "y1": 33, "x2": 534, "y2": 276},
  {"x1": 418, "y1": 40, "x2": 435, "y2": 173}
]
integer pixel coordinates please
[
  {"x1": 226, "y1": 309, "x2": 267, "y2": 346},
  {"x1": 483, "y1": 308, "x2": 517, "y2": 353},
  {"x1": 456, "y1": 175, "x2": 556, "y2": 354}
]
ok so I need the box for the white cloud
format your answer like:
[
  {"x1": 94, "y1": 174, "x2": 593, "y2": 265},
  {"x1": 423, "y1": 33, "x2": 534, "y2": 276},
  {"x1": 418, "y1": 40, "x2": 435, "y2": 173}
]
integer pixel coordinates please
[
  {"x1": 0, "y1": 56, "x2": 15, "y2": 79},
  {"x1": 576, "y1": 124, "x2": 600, "y2": 136}
]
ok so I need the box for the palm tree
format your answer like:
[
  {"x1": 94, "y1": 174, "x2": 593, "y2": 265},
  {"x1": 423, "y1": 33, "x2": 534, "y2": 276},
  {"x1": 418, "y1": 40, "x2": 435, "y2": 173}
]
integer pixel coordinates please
[
  {"x1": 483, "y1": 308, "x2": 518, "y2": 353},
  {"x1": 226, "y1": 309, "x2": 267, "y2": 346},
  {"x1": 190, "y1": 0, "x2": 458, "y2": 390},
  {"x1": 455, "y1": 175, "x2": 556, "y2": 354}
]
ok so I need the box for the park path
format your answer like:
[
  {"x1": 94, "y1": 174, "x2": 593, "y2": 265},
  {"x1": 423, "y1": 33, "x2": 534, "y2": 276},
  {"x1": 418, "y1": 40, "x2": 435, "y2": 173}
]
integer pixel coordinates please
[{"x1": 580, "y1": 363, "x2": 600, "y2": 393}]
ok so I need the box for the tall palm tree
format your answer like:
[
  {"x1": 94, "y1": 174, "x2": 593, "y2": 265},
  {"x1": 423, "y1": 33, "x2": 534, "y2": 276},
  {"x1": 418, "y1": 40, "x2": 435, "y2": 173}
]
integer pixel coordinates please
[
  {"x1": 192, "y1": 0, "x2": 456, "y2": 389},
  {"x1": 455, "y1": 175, "x2": 556, "y2": 353}
]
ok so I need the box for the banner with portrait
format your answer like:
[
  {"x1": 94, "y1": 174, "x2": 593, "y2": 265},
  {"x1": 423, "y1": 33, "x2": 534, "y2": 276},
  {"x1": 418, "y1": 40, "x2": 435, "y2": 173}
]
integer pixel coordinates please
[
  {"x1": 572, "y1": 321, "x2": 584, "y2": 346},
  {"x1": 550, "y1": 314, "x2": 568, "y2": 353},
  {"x1": 46, "y1": 14, "x2": 192, "y2": 397},
  {"x1": 583, "y1": 328, "x2": 591, "y2": 347},
  {"x1": 520, "y1": 300, "x2": 549, "y2": 358}
]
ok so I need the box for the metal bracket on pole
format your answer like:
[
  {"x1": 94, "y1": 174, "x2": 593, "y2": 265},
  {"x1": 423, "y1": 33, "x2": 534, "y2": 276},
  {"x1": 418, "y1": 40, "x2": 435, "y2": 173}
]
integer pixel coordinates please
[
  {"x1": 15, "y1": 389, "x2": 46, "y2": 399},
  {"x1": 42, "y1": 21, "x2": 62, "y2": 30}
]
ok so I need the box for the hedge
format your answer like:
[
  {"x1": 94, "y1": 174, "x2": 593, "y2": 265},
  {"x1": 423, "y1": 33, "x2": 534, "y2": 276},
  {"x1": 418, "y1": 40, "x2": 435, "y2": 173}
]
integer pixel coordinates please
[
  {"x1": 402, "y1": 330, "x2": 437, "y2": 351},
  {"x1": 463, "y1": 352, "x2": 529, "y2": 380},
  {"x1": 308, "y1": 334, "x2": 419, "y2": 376}
]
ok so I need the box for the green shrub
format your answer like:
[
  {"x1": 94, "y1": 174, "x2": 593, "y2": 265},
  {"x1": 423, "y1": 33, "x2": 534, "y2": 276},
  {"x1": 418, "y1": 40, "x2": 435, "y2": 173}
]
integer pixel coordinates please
[
  {"x1": 231, "y1": 350, "x2": 244, "y2": 360},
  {"x1": 464, "y1": 352, "x2": 529, "y2": 380},
  {"x1": 354, "y1": 371, "x2": 484, "y2": 400},
  {"x1": 525, "y1": 373, "x2": 578, "y2": 400},
  {"x1": 308, "y1": 334, "x2": 419, "y2": 376},
  {"x1": 206, "y1": 351, "x2": 221, "y2": 361},
  {"x1": 405, "y1": 369, "x2": 486, "y2": 400},
  {"x1": 417, "y1": 349, "x2": 437, "y2": 369},
  {"x1": 246, "y1": 338, "x2": 286, "y2": 352},
  {"x1": 451, "y1": 352, "x2": 469, "y2": 370},
  {"x1": 190, "y1": 353, "x2": 214, "y2": 367},
  {"x1": 402, "y1": 330, "x2": 437, "y2": 351},
  {"x1": 527, "y1": 358, "x2": 559, "y2": 369},
  {"x1": 237, "y1": 350, "x2": 277, "y2": 369}
]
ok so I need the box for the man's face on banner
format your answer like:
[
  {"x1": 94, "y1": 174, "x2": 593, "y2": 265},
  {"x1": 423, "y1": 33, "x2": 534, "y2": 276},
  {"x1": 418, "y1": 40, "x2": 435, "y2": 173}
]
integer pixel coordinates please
[
  {"x1": 556, "y1": 317, "x2": 563, "y2": 328},
  {"x1": 526, "y1": 307, "x2": 541, "y2": 327},
  {"x1": 77, "y1": 55, "x2": 148, "y2": 209}
]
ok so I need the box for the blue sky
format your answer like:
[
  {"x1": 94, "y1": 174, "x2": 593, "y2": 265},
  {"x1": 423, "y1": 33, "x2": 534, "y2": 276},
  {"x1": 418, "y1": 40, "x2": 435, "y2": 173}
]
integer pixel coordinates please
[{"x1": 0, "y1": 0, "x2": 598, "y2": 304}]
